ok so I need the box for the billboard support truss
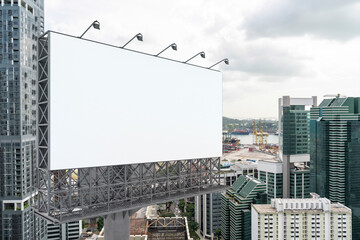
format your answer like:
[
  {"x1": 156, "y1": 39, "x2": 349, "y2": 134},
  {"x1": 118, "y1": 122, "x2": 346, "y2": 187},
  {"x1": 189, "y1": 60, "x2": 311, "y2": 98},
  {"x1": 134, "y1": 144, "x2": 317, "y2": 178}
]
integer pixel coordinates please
[{"x1": 35, "y1": 32, "x2": 225, "y2": 223}]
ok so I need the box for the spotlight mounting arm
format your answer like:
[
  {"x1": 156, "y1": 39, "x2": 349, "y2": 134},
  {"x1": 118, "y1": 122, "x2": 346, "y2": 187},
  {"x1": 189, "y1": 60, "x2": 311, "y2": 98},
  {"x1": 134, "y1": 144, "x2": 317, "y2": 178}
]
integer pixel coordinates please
[
  {"x1": 79, "y1": 20, "x2": 100, "y2": 38},
  {"x1": 122, "y1": 33, "x2": 143, "y2": 48},
  {"x1": 208, "y1": 58, "x2": 229, "y2": 69},
  {"x1": 156, "y1": 43, "x2": 177, "y2": 56},
  {"x1": 184, "y1": 51, "x2": 205, "y2": 63}
]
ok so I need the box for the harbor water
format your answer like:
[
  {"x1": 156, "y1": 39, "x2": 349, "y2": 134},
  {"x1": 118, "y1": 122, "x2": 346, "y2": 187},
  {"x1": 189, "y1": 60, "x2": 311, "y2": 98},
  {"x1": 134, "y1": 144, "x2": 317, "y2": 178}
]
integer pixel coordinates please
[{"x1": 231, "y1": 134, "x2": 279, "y2": 145}]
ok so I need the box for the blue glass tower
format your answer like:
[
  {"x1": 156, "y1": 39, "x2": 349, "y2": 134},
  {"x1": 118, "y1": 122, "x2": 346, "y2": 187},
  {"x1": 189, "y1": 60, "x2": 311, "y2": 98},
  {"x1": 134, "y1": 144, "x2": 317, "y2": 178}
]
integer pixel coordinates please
[{"x1": 310, "y1": 96, "x2": 360, "y2": 238}]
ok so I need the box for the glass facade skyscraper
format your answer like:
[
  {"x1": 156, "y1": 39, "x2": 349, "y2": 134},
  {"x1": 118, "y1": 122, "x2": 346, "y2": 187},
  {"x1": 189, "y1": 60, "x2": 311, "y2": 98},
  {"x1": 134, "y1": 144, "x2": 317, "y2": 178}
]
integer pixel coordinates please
[
  {"x1": 0, "y1": 0, "x2": 47, "y2": 239},
  {"x1": 282, "y1": 105, "x2": 310, "y2": 155},
  {"x1": 310, "y1": 96, "x2": 360, "y2": 238},
  {"x1": 278, "y1": 96, "x2": 316, "y2": 198}
]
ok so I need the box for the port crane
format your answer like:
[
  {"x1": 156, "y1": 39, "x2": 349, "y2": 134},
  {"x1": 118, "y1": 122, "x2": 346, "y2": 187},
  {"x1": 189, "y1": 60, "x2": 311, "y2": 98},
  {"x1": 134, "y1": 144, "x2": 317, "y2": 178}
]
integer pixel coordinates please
[
  {"x1": 258, "y1": 120, "x2": 268, "y2": 145},
  {"x1": 252, "y1": 120, "x2": 279, "y2": 155},
  {"x1": 252, "y1": 120, "x2": 258, "y2": 145},
  {"x1": 252, "y1": 120, "x2": 268, "y2": 145}
]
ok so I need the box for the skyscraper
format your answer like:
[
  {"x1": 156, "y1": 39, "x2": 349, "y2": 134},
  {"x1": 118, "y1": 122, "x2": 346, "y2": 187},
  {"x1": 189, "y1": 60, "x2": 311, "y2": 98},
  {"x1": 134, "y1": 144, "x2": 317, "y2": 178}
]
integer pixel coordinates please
[
  {"x1": 278, "y1": 96, "x2": 317, "y2": 198},
  {"x1": 310, "y1": 96, "x2": 360, "y2": 238},
  {"x1": 0, "y1": 0, "x2": 47, "y2": 239}
]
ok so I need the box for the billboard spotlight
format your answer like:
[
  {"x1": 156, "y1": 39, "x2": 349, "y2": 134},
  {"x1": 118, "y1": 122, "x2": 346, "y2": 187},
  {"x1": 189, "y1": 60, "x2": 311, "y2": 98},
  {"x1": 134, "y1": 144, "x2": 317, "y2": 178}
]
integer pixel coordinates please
[
  {"x1": 79, "y1": 20, "x2": 100, "y2": 38},
  {"x1": 156, "y1": 43, "x2": 177, "y2": 56},
  {"x1": 208, "y1": 58, "x2": 229, "y2": 69},
  {"x1": 122, "y1": 33, "x2": 143, "y2": 48},
  {"x1": 184, "y1": 51, "x2": 206, "y2": 63}
]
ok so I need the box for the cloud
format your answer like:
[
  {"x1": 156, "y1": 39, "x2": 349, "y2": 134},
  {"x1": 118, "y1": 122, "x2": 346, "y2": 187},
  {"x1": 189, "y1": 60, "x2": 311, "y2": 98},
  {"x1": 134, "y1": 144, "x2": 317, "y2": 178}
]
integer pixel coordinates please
[
  {"x1": 218, "y1": 38, "x2": 313, "y2": 79},
  {"x1": 243, "y1": 0, "x2": 360, "y2": 41},
  {"x1": 45, "y1": 0, "x2": 360, "y2": 119}
]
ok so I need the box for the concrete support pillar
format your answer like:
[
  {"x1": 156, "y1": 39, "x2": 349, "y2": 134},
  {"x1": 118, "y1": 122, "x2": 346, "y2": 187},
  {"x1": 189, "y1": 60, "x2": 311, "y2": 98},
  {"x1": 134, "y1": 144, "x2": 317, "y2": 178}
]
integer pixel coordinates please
[
  {"x1": 282, "y1": 155, "x2": 291, "y2": 198},
  {"x1": 202, "y1": 195, "x2": 207, "y2": 237},
  {"x1": 104, "y1": 209, "x2": 138, "y2": 240}
]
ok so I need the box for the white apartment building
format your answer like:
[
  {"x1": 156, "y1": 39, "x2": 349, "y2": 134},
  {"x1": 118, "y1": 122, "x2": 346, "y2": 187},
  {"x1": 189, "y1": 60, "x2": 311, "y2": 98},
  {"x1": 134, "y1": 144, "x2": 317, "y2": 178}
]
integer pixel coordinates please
[{"x1": 251, "y1": 197, "x2": 352, "y2": 240}]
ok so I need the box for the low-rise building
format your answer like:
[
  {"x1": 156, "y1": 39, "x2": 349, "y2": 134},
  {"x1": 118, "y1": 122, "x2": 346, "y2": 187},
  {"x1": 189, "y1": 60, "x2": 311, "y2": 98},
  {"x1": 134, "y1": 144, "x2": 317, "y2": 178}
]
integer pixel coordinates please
[
  {"x1": 251, "y1": 197, "x2": 352, "y2": 240},
  {"x1": 258, "y1": 159, "x2": 283, "y2": 203},
  {"x1": 290, "y1": 162, "x2": 310, "y2": 199},
  {"x1": 258, "y1": 159, "x2": 310, "y2": 202}
]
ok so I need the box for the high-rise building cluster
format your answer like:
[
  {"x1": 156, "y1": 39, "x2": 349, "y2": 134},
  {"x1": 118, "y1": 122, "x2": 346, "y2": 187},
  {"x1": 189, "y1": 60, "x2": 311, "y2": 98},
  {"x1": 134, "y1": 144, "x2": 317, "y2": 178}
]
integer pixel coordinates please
[
  {"x1": 310, "y1": 96, "x2": 360, "y2": 239},
  {"x1": 196, "y1": 95, "x2": 359, "y2": 240}
]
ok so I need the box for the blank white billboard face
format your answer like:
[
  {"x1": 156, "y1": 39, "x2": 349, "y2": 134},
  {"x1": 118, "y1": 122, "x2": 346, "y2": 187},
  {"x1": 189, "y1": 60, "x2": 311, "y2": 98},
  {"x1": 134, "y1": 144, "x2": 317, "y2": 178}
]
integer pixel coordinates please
[{"x1": 48, "y1": 32, "x2": 222, "y2": 170}]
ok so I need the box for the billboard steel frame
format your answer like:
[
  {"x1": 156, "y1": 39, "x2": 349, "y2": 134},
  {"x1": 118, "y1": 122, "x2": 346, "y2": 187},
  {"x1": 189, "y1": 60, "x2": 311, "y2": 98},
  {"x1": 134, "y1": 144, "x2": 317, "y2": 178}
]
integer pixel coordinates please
[{"x1": 35, "y1": 32, "x2": 225, "y2": 223}]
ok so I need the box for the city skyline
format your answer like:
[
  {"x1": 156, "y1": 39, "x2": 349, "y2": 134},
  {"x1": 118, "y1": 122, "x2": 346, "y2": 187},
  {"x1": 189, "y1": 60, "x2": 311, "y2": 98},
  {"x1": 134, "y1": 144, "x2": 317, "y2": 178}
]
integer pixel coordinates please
[
  {"x1": 46, "y1": 0, "x2": 360, "y2": 119},
  {"x1": 2, "y1": 1, "x2": 359, "y2": 239}
]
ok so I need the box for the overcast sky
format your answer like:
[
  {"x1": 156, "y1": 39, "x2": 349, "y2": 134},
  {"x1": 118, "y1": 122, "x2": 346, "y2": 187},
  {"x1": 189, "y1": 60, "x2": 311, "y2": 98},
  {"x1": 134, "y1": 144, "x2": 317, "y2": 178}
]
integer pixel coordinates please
[{"x1": 46, "y1": 0, "x2": 360, "y2": 119}]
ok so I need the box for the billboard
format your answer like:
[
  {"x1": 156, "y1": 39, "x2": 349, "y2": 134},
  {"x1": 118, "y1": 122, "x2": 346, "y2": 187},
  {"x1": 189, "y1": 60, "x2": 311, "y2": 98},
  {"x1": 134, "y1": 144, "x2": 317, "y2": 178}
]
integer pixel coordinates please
[{"x1": 47, "y1": 32, "x2": 222, "y2": 170}]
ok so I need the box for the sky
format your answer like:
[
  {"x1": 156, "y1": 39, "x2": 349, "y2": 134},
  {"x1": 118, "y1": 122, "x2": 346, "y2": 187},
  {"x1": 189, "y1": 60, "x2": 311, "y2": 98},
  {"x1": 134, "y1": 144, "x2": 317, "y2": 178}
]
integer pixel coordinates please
[{"x1": 45, "y1": 0, "x2": 360, "y2": 119}]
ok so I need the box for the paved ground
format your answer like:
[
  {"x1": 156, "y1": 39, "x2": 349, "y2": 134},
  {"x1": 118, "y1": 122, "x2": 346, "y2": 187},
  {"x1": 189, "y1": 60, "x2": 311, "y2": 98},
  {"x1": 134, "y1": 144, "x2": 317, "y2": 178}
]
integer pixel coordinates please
[{"x1": 221, "y1": 145, "x2": 276, "y2": 163}]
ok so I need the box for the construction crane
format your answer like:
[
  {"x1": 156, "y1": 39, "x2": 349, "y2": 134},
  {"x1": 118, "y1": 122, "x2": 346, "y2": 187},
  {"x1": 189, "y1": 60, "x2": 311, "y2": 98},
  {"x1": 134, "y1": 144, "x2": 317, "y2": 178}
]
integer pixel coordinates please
[
  {"x1": 252, "y1": 120, "x2": 258, "y2": 145},
  {"x1": 258, "y1": 120, "x2": 268, "y2": 145},
  {"x1": 253, "y1": 120, "x2": 269, "y2": 146},
  {"x1": 252, "y1": 119, "x2": 278, "y2": 154}
]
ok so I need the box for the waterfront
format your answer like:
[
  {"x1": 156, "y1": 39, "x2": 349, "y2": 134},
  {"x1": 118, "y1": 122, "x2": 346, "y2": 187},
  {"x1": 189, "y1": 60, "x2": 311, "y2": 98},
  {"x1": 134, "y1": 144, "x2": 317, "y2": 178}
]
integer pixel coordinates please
[{"x1": 230, "y1": 134, "x2": 279, "y2": 145}]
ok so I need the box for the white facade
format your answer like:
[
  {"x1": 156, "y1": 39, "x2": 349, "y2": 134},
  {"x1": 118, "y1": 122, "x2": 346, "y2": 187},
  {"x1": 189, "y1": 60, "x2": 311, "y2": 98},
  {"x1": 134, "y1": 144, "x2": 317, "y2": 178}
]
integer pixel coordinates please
[
  {"x1": 258, "y1": 160, "x2": 282, "y2": 173},
  {"x1": 252, "y1": 198, "x2": 352, "y2": 240}
]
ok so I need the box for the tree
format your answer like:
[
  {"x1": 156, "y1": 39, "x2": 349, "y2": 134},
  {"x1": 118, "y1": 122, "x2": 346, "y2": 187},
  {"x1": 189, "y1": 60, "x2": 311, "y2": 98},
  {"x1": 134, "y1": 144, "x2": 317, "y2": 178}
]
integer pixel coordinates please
[
  {"x1": 188, "y1": 221, "x2": 198, "y2": 232},
  {"x1": 178, "y1": 199, "x2": 185, "y2": 212},
  {"x1": 188, "y1": 221, "x2": 200, "y2": 240},
  {"x1": 160, "y1": 212, "x2": 175, "y2": 217},
  {"x1": 186, "y1": 203, "x2": 194, "y2": 214},
  {"x1": 215, "y1": 228, "x2": 221, "y2": 238},
  {"x1": 97, "y1": 217, "x2": 104, "y2": 232}
]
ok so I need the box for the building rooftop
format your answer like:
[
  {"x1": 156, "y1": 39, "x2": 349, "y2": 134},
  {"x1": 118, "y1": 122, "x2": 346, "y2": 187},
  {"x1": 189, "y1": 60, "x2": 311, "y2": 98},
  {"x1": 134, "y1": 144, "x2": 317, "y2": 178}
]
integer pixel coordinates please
[
  {"x1": 291, "y1": 162, "x2": 310, "y2": 172},
  {"x1": 331, "y1": 203, "x2": 352, "y2": 213},
  {"x1": 272, "y1": 198, "x2": 331, "y2": 211},
  {"x1": 252, "y1": 199, "x2": 351, "y2": 214},
  {"x1": 312, "y1": 97, "x2": 360, "y2": 120},
  {"x1": 225, "y1": 175, "x2": 266, "y2": 204}
]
